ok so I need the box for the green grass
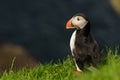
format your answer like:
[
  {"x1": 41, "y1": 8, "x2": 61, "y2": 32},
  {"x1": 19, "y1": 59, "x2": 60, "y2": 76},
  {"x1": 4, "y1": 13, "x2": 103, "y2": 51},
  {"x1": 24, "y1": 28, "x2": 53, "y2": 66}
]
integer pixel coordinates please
[{"x1": 1, "y1": 48, "x2": 120, "y2": 80}]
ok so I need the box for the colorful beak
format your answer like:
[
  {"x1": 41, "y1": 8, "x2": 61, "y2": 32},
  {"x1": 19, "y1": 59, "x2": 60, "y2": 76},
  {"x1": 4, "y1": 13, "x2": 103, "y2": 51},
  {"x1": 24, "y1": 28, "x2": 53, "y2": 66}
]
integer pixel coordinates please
[
  {"x1": 66, "y1": 18, "x2": 76, "y2": 29},
  {"x1": 66, "y1": 19, "x2": 73, "y2": 29}
]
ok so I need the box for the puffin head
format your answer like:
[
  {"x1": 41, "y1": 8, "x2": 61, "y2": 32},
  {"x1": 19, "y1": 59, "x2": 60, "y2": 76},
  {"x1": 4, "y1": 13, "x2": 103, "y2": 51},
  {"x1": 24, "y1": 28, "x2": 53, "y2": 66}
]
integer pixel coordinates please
[{"x1": 66, "y1": 13, "x2": 88, "y2": 29}]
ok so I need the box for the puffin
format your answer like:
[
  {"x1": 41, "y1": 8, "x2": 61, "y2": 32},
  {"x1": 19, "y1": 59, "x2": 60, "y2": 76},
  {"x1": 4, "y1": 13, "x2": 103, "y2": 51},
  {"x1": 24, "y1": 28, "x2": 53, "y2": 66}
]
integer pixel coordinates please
[{"x1": 66, "y1": 13, "x2": 101, "y2": 72}]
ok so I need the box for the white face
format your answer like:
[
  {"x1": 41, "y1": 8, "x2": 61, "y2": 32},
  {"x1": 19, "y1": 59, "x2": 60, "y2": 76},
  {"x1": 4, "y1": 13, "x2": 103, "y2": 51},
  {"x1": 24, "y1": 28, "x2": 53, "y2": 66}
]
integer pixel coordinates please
[{"x1": 71, "y1": 16, "x2": 88, "y2": 29}]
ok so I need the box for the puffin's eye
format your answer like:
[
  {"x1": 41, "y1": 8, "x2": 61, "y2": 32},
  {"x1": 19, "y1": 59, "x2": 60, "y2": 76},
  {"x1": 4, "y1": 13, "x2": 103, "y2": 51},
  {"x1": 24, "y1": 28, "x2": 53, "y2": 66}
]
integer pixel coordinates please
[{"x1": 77, "y1": 17, "x2": 80, "y2": 21}]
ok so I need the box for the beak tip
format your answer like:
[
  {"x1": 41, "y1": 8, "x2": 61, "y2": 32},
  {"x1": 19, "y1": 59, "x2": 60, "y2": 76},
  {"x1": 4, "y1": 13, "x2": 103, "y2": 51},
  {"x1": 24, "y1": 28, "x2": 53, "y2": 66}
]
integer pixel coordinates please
[{"x1": 65, "y1": 19, "x2": 72, "y2": 29}]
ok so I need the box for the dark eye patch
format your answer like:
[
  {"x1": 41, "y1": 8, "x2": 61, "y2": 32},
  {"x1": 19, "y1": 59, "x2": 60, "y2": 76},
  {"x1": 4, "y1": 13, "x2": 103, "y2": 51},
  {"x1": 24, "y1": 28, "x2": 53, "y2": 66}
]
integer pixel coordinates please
[{"x1": 77, "y1": 17, "x2": 80, "y2": 21}]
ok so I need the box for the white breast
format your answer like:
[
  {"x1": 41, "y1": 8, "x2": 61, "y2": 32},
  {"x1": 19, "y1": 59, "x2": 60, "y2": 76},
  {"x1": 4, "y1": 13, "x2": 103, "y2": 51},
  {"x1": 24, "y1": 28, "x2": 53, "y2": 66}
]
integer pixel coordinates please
[
  {"x1": 70, "y1": 30, "x2": 82, "y2": 72},
  {"x1": 70, "y1": 30, "x2": 76, "y2": 56}
]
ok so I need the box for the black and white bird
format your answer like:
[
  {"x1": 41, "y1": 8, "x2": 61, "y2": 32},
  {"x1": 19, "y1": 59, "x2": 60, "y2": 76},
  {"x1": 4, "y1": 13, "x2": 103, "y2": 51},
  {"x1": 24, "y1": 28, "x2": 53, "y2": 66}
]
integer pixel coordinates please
[{"x1": 66, "y1": 13, "x2": 101, "y2": 72}]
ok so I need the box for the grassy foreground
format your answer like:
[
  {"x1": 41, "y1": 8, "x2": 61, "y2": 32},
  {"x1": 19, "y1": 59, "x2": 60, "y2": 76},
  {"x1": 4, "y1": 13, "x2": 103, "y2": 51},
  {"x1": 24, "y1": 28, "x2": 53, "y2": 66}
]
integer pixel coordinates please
[{"x1": 1, "y1": 48, "x2": 120, "y2": 80}]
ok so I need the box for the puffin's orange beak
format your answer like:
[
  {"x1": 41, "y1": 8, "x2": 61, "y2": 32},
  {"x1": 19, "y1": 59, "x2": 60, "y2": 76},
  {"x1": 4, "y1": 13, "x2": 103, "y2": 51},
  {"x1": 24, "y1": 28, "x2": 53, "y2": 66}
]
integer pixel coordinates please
[
  {"x1": 66, "y1": 18, "x2": 76, "y2": 29},
  {"x1": 66, "y1": 19, "x2": 72, "y2": 29}
]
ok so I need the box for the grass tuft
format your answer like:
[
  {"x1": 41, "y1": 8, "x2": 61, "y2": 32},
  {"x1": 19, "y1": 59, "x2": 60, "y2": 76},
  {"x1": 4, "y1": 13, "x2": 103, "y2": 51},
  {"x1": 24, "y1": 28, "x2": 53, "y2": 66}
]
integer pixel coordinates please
[{"x1": 1, "y1": 49, "x2": 120, "y2": 80}]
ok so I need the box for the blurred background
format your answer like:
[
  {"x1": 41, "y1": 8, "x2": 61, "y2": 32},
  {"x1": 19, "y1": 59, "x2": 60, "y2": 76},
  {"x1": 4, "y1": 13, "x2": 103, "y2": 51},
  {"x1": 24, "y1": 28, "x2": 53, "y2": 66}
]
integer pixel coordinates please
[{"x1": 0, "y1": 0, "x2": 120, "y2": 64}]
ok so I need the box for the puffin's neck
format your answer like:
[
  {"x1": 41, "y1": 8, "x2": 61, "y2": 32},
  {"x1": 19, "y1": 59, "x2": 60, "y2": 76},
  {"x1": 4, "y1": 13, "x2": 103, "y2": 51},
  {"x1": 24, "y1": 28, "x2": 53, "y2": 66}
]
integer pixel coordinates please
[{"x1": 76, "y1": 22, "x2": 90, "y2": 37}]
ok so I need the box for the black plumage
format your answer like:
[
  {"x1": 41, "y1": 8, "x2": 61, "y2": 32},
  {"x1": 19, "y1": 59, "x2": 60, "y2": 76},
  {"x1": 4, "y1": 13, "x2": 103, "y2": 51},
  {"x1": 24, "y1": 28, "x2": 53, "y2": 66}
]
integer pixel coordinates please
[{"x1": 73, "y1": 22, "x2": 101, "y2": 70}]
